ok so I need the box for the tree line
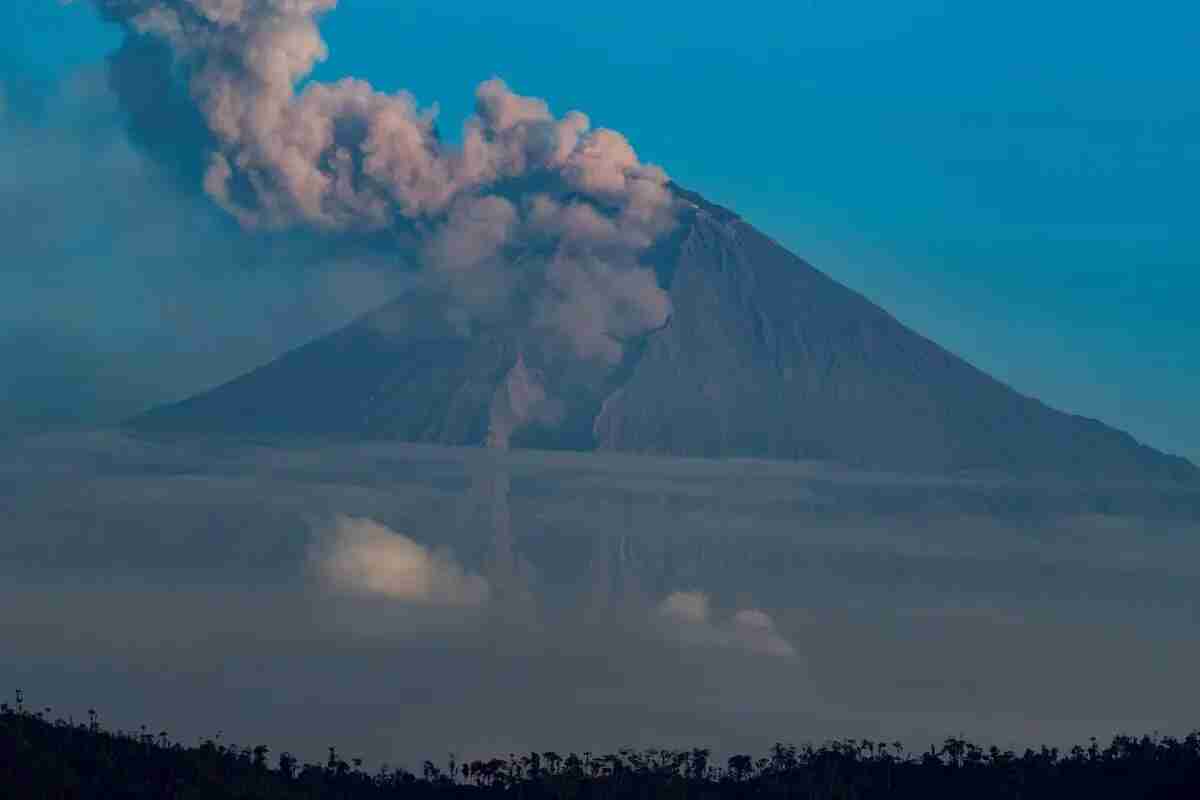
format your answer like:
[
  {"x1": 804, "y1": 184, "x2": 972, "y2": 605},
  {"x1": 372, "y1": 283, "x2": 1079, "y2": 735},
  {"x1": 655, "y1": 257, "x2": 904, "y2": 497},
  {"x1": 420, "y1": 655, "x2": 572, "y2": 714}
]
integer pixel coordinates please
[{"x1": 2, "y1": 691, "x2": 1197, "y2": 798}]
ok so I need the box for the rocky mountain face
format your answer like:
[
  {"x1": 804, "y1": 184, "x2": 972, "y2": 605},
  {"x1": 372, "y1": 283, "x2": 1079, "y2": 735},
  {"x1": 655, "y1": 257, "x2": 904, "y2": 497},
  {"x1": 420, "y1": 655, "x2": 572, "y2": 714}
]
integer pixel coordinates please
[{"x1": 131, "y1": 188, "x2": 1197, "y2": 482}]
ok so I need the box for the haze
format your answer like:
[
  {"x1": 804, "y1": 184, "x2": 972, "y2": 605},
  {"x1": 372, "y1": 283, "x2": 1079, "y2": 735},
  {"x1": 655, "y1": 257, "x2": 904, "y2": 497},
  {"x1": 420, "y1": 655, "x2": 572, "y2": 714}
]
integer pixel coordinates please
[{"x1": 2, "y1": 0, "x2": 1197, "y2": 773}]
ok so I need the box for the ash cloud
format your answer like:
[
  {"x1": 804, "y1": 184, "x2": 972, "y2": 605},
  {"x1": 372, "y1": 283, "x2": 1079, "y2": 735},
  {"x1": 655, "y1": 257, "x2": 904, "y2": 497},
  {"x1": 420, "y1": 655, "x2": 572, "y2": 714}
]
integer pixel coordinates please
[{"x1": 83, "y1": 0, "x2": 677, "y2": 365}]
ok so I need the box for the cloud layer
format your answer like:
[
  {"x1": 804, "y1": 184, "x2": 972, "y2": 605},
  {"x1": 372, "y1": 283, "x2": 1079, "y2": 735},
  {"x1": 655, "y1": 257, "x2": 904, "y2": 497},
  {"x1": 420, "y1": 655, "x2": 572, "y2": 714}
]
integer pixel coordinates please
[{"x1": 3, "y1": 433, "x2": 1199, "y2": 765}]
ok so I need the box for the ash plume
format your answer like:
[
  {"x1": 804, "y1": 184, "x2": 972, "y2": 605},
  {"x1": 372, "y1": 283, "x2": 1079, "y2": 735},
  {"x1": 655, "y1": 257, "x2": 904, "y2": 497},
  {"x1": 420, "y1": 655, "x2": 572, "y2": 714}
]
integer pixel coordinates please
[
  {"x1": 82, "y1": 0, "x2": 676, "y2": 368},
  {"x1": 485, "y1": 354, "x2": 559, "y2": 451}
]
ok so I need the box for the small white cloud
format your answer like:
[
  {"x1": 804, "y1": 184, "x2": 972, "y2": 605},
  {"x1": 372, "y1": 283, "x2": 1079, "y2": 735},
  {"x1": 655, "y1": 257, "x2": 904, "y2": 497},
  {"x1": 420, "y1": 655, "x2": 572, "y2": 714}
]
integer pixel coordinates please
[
  {"x1": 314, "y1": 516, "x2": 489, "y2": 608},
  {"x1": 656, "y1": 591, "x2": 795, "y2": 658},
  {"x1": 659, "y1": 590, "x2": 710, "y2": 625},
  {"x1": 731, "y1": 608, "x2": 796, "y2": 657}
]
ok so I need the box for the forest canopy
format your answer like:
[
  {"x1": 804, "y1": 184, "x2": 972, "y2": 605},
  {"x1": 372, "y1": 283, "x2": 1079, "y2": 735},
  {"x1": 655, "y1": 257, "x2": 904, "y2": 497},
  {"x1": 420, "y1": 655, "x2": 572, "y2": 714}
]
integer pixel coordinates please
[{"x1": 3, "y1": 693, "x2": 1198, "y2": 799}]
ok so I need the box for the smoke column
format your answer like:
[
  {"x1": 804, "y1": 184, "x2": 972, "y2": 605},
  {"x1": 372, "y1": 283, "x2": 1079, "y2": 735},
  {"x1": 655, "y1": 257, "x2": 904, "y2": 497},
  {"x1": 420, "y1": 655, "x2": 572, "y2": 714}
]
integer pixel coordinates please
[
  {"x1": 84, "y1": 0, "x2": 677, "y2": 368},
  {"x1": 485, "y1": 354, "x2": 554, "y2": 452}
]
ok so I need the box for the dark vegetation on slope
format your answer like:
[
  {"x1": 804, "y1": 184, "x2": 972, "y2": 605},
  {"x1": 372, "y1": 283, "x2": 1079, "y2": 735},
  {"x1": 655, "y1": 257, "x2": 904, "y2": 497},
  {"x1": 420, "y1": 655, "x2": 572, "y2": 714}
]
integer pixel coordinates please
[{"x1": 3, "y1": 692, "x2": 1198, "y2": 799}]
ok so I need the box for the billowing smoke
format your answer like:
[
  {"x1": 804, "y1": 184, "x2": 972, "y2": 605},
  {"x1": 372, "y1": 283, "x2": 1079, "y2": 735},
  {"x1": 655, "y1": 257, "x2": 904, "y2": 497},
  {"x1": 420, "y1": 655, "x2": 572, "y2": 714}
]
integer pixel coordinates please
[{"x1": 83, "y1": 0, "x2": 676, "y2": 372}]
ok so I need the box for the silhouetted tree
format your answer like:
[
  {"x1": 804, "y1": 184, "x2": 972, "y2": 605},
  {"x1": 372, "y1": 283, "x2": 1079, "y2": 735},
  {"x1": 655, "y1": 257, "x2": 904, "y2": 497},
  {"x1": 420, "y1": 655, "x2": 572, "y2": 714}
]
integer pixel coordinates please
[{"x1": 3, "y1": 691, "x2": 1200, "y2": 799}]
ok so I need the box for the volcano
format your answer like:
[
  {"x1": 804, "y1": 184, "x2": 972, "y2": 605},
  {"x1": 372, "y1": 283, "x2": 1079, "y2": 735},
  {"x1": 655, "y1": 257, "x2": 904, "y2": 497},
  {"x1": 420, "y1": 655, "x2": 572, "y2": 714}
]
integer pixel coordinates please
[{"x1": 130, "y1": 188, "x2": 1196, "y2": 482}]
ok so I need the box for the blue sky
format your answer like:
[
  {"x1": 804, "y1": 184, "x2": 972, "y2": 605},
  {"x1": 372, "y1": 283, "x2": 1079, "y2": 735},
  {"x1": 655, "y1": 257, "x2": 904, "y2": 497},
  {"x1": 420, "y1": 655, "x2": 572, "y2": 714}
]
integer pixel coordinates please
[{"x1": 4, "y1": 0, "x2": 1197, "y2": 462}]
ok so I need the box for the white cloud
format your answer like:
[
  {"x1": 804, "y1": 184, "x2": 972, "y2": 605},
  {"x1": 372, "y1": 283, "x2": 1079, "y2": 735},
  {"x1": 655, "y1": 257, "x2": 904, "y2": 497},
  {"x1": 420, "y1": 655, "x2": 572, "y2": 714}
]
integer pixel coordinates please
[
  {"x1": 659, "y1": 590, "x2": 710, "y2": 625},
  {"x1": 730, "y1": 608, "x2": 796, "y2": 657},
  {"x1": 314, "y1": 516, "x2": 489, "y2": 608},
  {"x1": 656, "y1": 591, "x2": 795, "y2": 658}
]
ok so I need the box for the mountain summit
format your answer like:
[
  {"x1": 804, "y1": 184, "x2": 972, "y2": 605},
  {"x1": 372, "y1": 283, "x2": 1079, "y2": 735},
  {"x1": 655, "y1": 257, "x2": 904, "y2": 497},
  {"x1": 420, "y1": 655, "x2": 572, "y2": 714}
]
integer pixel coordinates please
[{"x1": 131, "y1": 188, "x2": 1196, "y2": 482}]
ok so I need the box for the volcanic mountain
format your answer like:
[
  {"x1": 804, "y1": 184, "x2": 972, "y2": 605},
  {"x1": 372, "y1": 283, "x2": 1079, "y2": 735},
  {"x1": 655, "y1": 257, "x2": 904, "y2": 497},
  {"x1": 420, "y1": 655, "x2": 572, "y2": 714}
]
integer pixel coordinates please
[{"x1": 131, "y1": 188, "x2": 1197, "y2": 482}]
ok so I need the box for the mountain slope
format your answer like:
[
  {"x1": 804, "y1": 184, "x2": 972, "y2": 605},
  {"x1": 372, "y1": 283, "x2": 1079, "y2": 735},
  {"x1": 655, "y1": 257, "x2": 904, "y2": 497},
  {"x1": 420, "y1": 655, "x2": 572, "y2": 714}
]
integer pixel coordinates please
[{"x1": 130, "y1": 189, "x2": 1198, "y2": 482}]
